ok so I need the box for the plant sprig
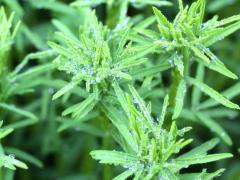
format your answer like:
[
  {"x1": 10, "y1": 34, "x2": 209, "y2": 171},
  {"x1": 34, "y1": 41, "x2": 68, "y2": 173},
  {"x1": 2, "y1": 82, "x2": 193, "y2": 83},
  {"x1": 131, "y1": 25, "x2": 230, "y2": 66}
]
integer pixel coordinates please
[{"x1": 91, "y1": 86, "x2": 232, "y2": 179}]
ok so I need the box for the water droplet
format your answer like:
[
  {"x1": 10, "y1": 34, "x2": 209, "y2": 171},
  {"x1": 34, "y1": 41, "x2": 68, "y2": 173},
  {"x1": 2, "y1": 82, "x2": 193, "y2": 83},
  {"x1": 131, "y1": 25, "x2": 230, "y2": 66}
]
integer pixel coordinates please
[
  {"x1": 8, "y1": 154, "x2": 15, "y2": 159},
  {"x1": 89, "y1": 68, "x2": 94, "y2": 75},
  {"x1": 48, "y1": 88, "x2": 54, "y2": 94}
]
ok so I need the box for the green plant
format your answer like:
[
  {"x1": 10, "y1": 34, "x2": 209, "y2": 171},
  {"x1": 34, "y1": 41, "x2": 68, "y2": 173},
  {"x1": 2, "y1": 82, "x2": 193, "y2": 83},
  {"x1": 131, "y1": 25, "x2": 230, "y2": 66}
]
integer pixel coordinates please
[
  {"x1": 48, "y1": 0, "x2": 240, "y2": 179},
  {"x1": 0, "y1": 5, "x2": 46, "y2": 179},
  {"x1": 139, "y1": 0, "x2": 240, "y2": 119},
  {"x1": 0, "y1": 121, "x2": 27, "y2": 170},
  {"x1": 0, "y1": 0, "x2": 240, "y2": 179},
  {"x1": 91, "y1": 86, "x2": 232, "y2": 179},
  {"x1": 49, "y1": 11, "x2": 160, "y2": 121}
]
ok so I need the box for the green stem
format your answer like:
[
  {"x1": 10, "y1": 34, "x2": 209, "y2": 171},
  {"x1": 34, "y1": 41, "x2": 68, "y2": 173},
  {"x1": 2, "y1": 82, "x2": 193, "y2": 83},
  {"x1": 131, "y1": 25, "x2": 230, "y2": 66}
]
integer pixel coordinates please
[
  {"x1": 169, "y1": 69, "x2": 181, "y2": 108},
  {"x1": 183, "y1": 47, "x2": 190, "y2": 78},
  {"x1": 101, "y1": 117, "x2": 112, "y2": 180},
  {"x1": 0, "y1": 143, "x2": 4, "y2": 179},
  {"x1": 169, "y1": 47, "x2": 190, "y2": 113},
  {"x1": 106, "y1": 1, "x2": 127, "y2": 29}
]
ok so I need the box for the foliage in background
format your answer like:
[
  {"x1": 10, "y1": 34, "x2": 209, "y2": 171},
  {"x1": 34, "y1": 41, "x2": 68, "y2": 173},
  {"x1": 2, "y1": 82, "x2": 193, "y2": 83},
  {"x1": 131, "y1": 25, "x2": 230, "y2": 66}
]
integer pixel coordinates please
[{"x1": 0, "y1": 0, "x2": 240, "y2": 179}]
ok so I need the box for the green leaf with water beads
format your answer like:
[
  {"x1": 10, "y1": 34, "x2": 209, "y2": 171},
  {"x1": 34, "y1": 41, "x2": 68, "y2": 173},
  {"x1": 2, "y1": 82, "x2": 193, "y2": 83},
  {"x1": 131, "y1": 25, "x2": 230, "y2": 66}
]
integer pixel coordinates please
[
  {"x1": 90, "y1": 150, "x2": 138, "y2": 165},
  {"x1": 153, "y1": 7, "x2": 170, "y2": 28},
  {"x1": 128, "y1": 85, "x2": 154, "y2": 129},
  {"x1": 112, "y1": 82, "x2": 129, "y2": 115},
  {"x1": 5, "y1": 148, "x2": 43, "y2": 168},
  {"x1": 172, "y1": 79, "x2": 186, "y2": 119},
  {"x1": 52, "y1": 81, "x2": 77, "y2": 100},
  {"x1": 190, "y1": 46, "x2": 210, "y2": 63},
  {"x1": 179, "y1": 138, "x2": 219, "y2": 159},
  {"x1": 194, "y1": 54, "x2": 238, "y2": 80},
  {"x1": 102, "y1": 104, "x2": 137, "y2": 153},
  {"x1": 145, "y1": 0, "x2": 240, "y2": 86},
  {"x1": 180, "y1": 169, "x2": 225, "y2": 180},
  {"x1": 157, "y1": 94, "x2": 169, "y2": 131},
  {"x1": 50, "y1": 10, "x2": 152, "y2": 98},
  {"x1": 198, "y1": 82, "x2": 240, "y2": 110},
  {"x1": 0, "y1": 154, "x2": 28, "y2": 170},
  {"x1": 118, "y1": 44, "x2": 157, "y2": 67},
  {"x1": 198, "y1": 21, "x2": 240, "y2": 47},
  {"x1": 91, "y1": 88, "x2": 231, "y2": 179},
  {"x1": 0, "y1": 6, "x2": 20, "y2": 75},
  {"x1": 62, "y1": 93, "x2": 98, "y2": 119},
  {"x1": 175, "y1": 153, "x2": 232, "y2": 167},
  {"x1": 188, "y1": 77, "x2": 240, "y2": 110},
  {"x1": 131, "y1": 64, "x2": 170, "y2": 79}
]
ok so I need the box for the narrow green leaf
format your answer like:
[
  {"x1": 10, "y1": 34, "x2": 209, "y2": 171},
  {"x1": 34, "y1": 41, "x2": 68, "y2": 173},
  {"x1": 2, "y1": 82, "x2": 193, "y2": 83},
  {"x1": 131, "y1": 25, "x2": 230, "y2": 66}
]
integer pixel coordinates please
[
  {"x1": 0, "y1": 128, "x2": 13, "y2": 139},
  {"x1": 62, "y1": 94, "x2": 98, "y2": 119},
  {"x1": 90, "y1": 150, "x2": 138, "y2": 165},
  {"x1": 115, "y1": 28, "x2": 130, "y2": 59},
  {"x1": 205, "y1": 58, "x2": 238, "y2": 80},
  {"x1": 0, "y1": 103, "x2": 38, "y2": 120},
  {"x1": 5, "y1": 147, "x2": 43, "y2": 168},
  {"x1": 192, "y1": 64, "x2": 204, "y2": 107},
  {"x1": 53, "y1": 82, "x2": 77, "y2": 100},
  {"x1": 157, "y1": 94, "x2": 169, "y2": 135},
  {"x1": 112, "y1": 82, "x2": 129, "y2": 115},
  {"x1": 70, "y1": 0, "x2": 105, "y2": 7},
  {"x1": 113, "y1": 169, "x2": 134, "y2": 180},
  {"x1": 14, "y1": 63, "x2": 53, "y2": 80},
  {"x1": 59, "y1": 122, "x2": 103, "y2": 136},
  {"x1": 153, "y1": 7, "x2": 170, "y2": 27},
  {"x1": 175, "y1": 153, "x2": 232, "y2": 166},
  {"x1": 52, "y1": 19, "x2": 75, "y2": 38},
  {"x1": 129, "y1": 86, "x2": 154, "y2": 128},
  {"x1": 0, "y1": 155, "x2": 28, "y2": 170},
  {"x1": 102, "y1": 104, "x2": 137, "y2": 153},
  {"x1": 199, "y1": 21, "x2": 240, "y2": 47},
  {"x1": 178, "y1": 0, "x2": 184, "y2": 12},
  {"x1": 201, "y1": 108, "x2": 238, "y2": 119},
  {"x1": 198, "y1": 82, "x2": 240, "y2": 110},
  {"x1": 195, "y1": 112, "x2": 232, "y2": 145},
  {"x1": 180, "y1": 169, "x2": 225, "y2": 180},
  {"x1": 4, "y1": 119, "x2": 38, "y2": 130},
  {"x1": 179, "y1": 138, "x2": 219, "y2": 159},
  {"x1": 188, "y1": 77, "x2": 240, "y2": 110},
  {"x1": 13, "y1": 50, "x2": 55, "y2": 74},
  {"x1": 172, "y1": 79, "x2": 186, "y2": 119},
  {"x1": 190, "y1": 46, "x2": 210, "y2": 63},
  {"x1": 131, "y1": 64, "x2": 170, "y2": 79},
  {"x1": 134, "y1": 16, "x2": 156, "y2": 30},
  {"x1": 119, "y1": 44, "x2": 157, "y2": 66}
]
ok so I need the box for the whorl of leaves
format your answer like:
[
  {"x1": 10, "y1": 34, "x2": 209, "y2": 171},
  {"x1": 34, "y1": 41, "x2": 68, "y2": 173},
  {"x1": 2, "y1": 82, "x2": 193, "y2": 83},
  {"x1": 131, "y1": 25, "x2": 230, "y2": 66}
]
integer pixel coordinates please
[{"x1": 91, "y1": 86, "x2": 232, "y2": 179}]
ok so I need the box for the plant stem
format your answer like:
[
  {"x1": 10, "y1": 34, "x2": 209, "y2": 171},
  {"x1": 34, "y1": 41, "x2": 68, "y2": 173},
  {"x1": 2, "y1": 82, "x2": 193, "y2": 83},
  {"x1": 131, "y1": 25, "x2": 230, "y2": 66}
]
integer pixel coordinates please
[
  {"x1": 169, "y1": 47, "x2": 190, "y2": 113},
  {"x1": 101, "y1": 117, "x2": 112, "y2": 180},
  {"x1": 106, "y1": 1, "x2": 127, "y2": 29},
  {"x1": 183, "y1": 47, "x2": 190, "y2": 78}
]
